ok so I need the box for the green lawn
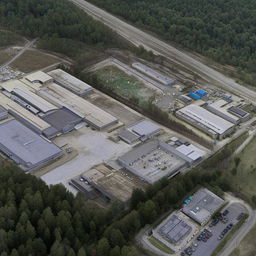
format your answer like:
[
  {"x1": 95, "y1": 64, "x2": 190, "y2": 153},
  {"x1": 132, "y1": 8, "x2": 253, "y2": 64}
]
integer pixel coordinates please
[
  {"x1": 229, "y1": 222, "x2": 256, "y2": 256},
  {"x1": 148, "y1": 236, "x2": 174, "y2": 254},
  {"x1": 94, "y1": 65, "x2": 155, "y2": 101},
  {"x1": 0, "y1": 30, "x2": 25, "y2": 47},
  {"x1": 227, "y1": 135, "x2": 256, "y2": 201}
]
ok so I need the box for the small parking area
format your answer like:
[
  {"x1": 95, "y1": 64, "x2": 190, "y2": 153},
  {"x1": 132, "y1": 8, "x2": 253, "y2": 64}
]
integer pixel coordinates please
[{"x1": 180, "y1": 203, "x2": 247, "y2": 256}]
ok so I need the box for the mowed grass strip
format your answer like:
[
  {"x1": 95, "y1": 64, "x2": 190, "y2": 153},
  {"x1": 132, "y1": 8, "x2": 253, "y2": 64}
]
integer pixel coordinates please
[{"x1": 148, "y1": 236, "x2": 174, "y2": 254}]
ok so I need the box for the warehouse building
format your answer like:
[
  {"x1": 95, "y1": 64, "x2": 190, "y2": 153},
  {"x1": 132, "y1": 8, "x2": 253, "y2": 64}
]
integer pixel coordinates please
[
  {"x1": 0, "y1": 93, "x2": 54, "y2": 136},
  {"x1": 119, "y1": 119, "x2": 161, "y2": 144},
  {"x1": 205, "y1": 99, "x2": 250, "y2": 124},
  {"x1": 0, "y1": 105, "x2": 8, "y2": 120},
  {"x1": 37, "y1": 82, "x2": 118, "y2": 130},
  {"x1": 0, "y1": 119, "x2": 63, "y2": 172},
  {"x1": 176, "y1": 104, "x2": 235, "y2": 139},
  {"x1": 40, "y1": 107, "x2": 83, "y2": 136},
  {"x1": 154, "y1": 214, "x2": 192, "y2": 245},
  {"x1": 70, "y1": 165, "x2": 139, "y2": 201},
  {"x1": 132, "y1": 62, "x2": 175, "y2": 86},
  {"x1": 48, "y1": 69, "x2": 93, "y2": 96},
  {"x1": 118, "y1": 139, "x2": 192, "y2": 184},
  {"x1": 182, "y1": 188, "x2": 225, "y2": 226}
]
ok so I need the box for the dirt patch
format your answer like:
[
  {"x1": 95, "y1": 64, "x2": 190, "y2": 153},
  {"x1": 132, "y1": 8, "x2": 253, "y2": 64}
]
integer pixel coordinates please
[
  {"x1": 87, "y1": 92, "x2": 142, "y2": 125},
  {"x1": 11, "y1": 49, "x2": 61, "y2": 73}
]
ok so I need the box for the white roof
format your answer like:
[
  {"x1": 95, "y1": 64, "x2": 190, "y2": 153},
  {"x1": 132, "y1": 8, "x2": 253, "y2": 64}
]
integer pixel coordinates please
[
  {"x1": 129, "y1": 120, "x2": 160, "y2": 136},
  {"x1": 176, "y1": 144, "x2": 205, "y2": 161},
  {"x1": 48, "y1": 69, "x2": 93, "y2": 94},
  {"x1": 208, "y1": 99, "x2": 240, "y2": 122},
  {"x1": 0, "y1": 93, "x2": 51, "y2": 131},
  {"x1": 25, "y1": 71, "x2": 53, "y2": 84},
  {"x1": 177, "y1": 104, "x2": 234, "y2": 135},
  {"x1": 38, "y1": 83, "x2": 117, "y2": 129}
]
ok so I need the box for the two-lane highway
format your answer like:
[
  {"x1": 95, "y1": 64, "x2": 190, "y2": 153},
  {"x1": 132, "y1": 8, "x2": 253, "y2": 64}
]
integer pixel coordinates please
[{"x1": 70, "y1": 0, "x2": 256, "y2": 102}]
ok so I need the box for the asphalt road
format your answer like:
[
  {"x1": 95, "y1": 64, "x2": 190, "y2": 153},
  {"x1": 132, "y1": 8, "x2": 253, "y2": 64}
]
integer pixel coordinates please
[{"x1": 69, "y1": 0, "x2": 256, "y2": 102}]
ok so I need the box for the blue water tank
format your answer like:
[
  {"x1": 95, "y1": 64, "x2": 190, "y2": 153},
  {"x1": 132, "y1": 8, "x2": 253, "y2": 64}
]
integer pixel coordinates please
[{"x1": 188, "y1": 92, "x2": 201, "y2": 100}]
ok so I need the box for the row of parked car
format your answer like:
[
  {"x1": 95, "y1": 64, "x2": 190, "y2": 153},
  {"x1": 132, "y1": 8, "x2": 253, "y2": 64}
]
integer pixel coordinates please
[
  {"x1": 180, "y1": 243, "x2": 198, "y2": 256},
  {"x1": 218, "y1": 223, "x2": 233, "y2": 240}
]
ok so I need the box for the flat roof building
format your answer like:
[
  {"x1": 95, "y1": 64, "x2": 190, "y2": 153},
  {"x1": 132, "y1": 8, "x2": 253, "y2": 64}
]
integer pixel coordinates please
[
  {"x1": 40, "y1": 107, "x2": 83, "y2": 135},
  {"x1": 0, "y1": 119, "x2": 63, "y2": 171},
  {"x1": 176, "y1": 104, "x2": 235, "y2": 139},
  {"x1": 182, "y1": 188, "x2": 225, "y2": 226},
  {"x1": 156, "y1": 214, "x2": 192, "y2": 244},
  {"x1": 132, "y1": 62, "x2": 175, "y2": 86},
  {"x1": 24, "y1": 71, "x2": 53, "y2": 84},
  {"x1": 0, "y1": 93, "x2": 52, "y2": 135},
  {"x1": 37, "y1": 82, "x2": 118, "y2": 130},
  {"x1": 48, "y1": 69, "x2": 93, "y2": 96},
  {"x1": 118, "y1": 139, "x2": 190, "y2": 184},
  {"x1": 206, "y1": 99, "x2": 241, "y2": 124},
  {"x1": 119, "y1": 119, "x2": 161, "y2": 144},
  {"x1": 71, "y1": 165, "x2": 140, "y2": 201}
]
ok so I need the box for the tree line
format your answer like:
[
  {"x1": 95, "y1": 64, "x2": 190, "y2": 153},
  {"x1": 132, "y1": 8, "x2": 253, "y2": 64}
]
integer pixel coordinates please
[
  {"x1": 0, "y1": 0, "x2": 122, "y2": 56},
  {"x1": 0, "y1": 163, "x2": 229, "y2": 256},
  {"x1": 87, "y1": 0, "x2": 256, "y2": 78}
]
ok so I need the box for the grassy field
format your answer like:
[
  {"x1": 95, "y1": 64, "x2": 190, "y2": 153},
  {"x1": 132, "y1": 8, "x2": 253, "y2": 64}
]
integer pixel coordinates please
[
  {"x1": 0, "y1": 49, "x2": 16, "y2": 65},
  {"x1": 148, "y1": 236, "x2": 174, "y2": 254},
  {"x1": 226, "y1": 135, "x2": 256, "y2": 201},
  {"x1": 230, "y1": 224, "x2": 256, "y2": 256},
  {"x1": 94, "y1": 65, "x2": 155, "y2": 101},
  {"x1": 11, "y1": 49, "x2": 60, "y2": 73}
]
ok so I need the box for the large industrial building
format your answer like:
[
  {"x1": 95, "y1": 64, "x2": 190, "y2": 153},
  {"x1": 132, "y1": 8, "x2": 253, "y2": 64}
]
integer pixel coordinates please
[
  {"x1": 0, "y1": 120, "x2": 63, "y2": 172},
  {"x1": 182, "y1": 188, "x2": 225, "y2": 226},
  {"x1": 48, "y1": 69, "x2": 93, "y2": 96},
  {"x1": 118, "y1": 139, "x2": 194, "y2": 184},
  {"x1": 132, "y1": 62, "x2": 175, "y2": 86},
  {"x1": 0, "y1": 105, "x2": 8, "y2": 120},
  {"x1": 0, "y1": 69, "x2": 119, "y2": 132},
  {"x1": 176, "y1": 104, "x2": 235, "y2": 139},
  {"x1": 118, "y1": 119, "x2": 161, "y2": 144},
  {"x1": 206, "y1": 99, "x2": 251, "y2": 124},
  {"x1": 70, "y1": 165, "x2": 140, "y2": 201}
]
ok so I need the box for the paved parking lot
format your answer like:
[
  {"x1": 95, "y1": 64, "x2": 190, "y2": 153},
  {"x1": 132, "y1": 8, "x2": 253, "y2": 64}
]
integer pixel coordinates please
[
  {"x1": 41, "y1": 127, "x2": 131, "y2": 193},
  {"x1": 182, "y1": 203, "x2": 246, "y2": 256}
]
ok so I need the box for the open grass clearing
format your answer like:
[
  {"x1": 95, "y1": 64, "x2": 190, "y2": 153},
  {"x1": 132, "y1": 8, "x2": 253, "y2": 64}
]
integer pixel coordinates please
[
  {"x1": 226, "y1": 135, "x2": 256, "y2": 201},
  {"x1": 148, "y1": 236, "x2": 174, "y2": 254},
  {"x1": 11, "y1": 49, "x2": 61, "y2": 73},
  {"x1": 0, "y1": 49, "x2": 17, "y2": 65},
  {"x1": 94, "y1": 65, "x2": 156, "y2": 101},
  {"x1": 229, "y1": 223, "x2": 256, "y2": 256}
]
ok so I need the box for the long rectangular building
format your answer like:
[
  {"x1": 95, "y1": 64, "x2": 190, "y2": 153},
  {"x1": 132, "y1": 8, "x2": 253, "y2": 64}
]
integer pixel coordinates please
[
  {"x1": 48, "y1": 69, "x2": 93, "y2": 96},
  {"x1": 37, "y1": 82, "x2": 118, "y2": 130},
  {"x1": 176, "y1": 104, "x2": 235, "y2": 139},
  {"x1": 0, "y1": 93, "x2": 52, "y2": 135},
  {"x1": 132, "y1": 62, "x2": 175, "y2": 86},
  {"x1": 0, "y1": 119, "x2": 63, "y2": 171}
]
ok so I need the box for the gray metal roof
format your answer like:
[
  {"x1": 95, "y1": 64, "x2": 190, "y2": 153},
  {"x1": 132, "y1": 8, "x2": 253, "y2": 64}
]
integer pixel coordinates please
[
  {"x1": 41, "y1": 107, "x2": 82, "y2": 132},
  {"x1": 0, "y1": 119, "x2": 62, "y2": 170},
  {"x1": 182, "y1": 188, "x2": 225, "y2": 225},
  {"x1": 158, "y1": 214, "x2": 192, "y2": 243},
  {"x1": 129, "y1": 119, "x2": 161, "y2": 137}
]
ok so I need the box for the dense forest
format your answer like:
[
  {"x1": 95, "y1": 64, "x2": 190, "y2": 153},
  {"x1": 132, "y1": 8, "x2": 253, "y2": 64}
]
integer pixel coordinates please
[
  {"x1": 88, "y1": 0, "x2": 256, "y2": 75},
  {"x1": 0, "y1": 0, "x2": 121, "y2": 56},
  {"x1": 0, "y1": 164, "x2": 229, "y2": 256}
]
